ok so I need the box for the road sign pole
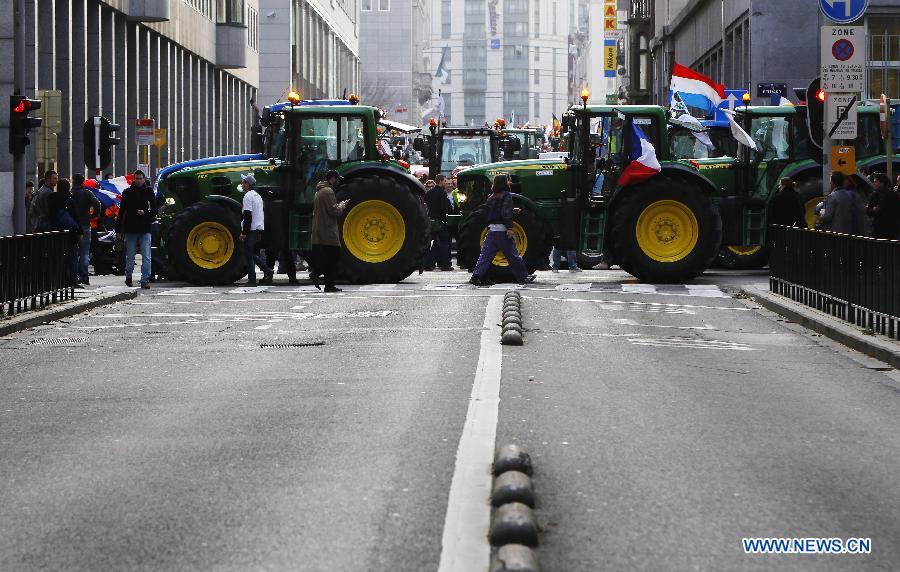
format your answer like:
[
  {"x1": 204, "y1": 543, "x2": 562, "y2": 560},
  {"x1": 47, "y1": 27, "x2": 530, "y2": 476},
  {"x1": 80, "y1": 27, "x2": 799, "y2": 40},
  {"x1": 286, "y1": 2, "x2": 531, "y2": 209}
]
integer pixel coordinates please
[{"x1": 888, "y1": 98, "x2": 894, "y2": 183}]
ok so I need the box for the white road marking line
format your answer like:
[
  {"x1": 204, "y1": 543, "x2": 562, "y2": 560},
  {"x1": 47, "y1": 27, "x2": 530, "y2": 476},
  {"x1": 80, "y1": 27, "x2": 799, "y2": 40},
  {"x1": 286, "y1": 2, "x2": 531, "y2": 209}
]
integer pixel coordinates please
[
  {"x1": 524, "y1": 295, "x2": 750, "y2": 312},
  {"x1": 228, "y1": 286, "x2": 272, "y2": 294},
  {"x1": 438, "y1": 295, "x2": 503, "y2": 572},
  {"x1": 622, "y1": 284, "x2": 657, "y2": 294},
  {"x1": 357, "y1": 284, "x2": 397, "y2": 291},
  {"x1": 253, "y1": 324, "x2": 272, "y2": 330},
  {"x1": 555, "y1": 283, "x2": 592, "y2": 291},
  {"x1": 612, "y1": 318, "x2": 717, "y2": 330},
  {"x1": 628, "y1": 337, "x2": 755, "y2": 351}
]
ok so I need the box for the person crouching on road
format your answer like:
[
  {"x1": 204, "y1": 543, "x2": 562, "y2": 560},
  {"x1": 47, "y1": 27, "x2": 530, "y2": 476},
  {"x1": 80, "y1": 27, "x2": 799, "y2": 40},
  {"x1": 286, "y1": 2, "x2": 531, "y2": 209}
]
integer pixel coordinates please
[
  {"x1": 311, "y1": 170, "x2": 349, "y2": 292},
  {"x1": 116, "y1": 170, "x2": 155, "y2": 289},
  {"x1": 238, "y1": 174, "x2": 274, "y2": 285},
  {"x1": 469, "y1": 174, "x2": 536, "y2": 287}
]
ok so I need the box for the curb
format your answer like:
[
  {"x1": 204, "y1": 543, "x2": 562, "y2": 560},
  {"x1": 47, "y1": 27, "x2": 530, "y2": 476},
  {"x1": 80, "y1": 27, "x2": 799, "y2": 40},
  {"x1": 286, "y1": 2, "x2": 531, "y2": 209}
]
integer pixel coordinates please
[
  {"x1": 0, "y1": 290, "x2": 137, "y2": 337},
  {"x1": 741, "y1": 286, "x2": 900, "y2": 369}
]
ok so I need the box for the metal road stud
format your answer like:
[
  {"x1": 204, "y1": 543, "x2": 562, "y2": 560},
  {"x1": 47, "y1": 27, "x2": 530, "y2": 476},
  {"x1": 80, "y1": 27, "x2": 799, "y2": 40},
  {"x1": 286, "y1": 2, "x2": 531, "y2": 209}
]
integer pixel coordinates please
[
  {"x1": 489, "y1": 502, "x2": 539, "y2": 547},
  {"x1": 490, "y1": 544, "x2": 540, "y2": 572},
  {"x1": 494, "y1": 444, "x2": 533, "y2": 476},
  {"x1": 491, "y1": 471, "x2": 535, "y2": 508}
]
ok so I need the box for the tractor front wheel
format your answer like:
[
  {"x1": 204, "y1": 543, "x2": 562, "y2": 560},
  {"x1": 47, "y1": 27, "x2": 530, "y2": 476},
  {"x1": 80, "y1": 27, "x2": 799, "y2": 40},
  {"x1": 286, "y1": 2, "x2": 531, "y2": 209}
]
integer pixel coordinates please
[
  {"x1": 612, "y1": 179, "x2": 722, "y2": 283},
  {"x1": 166, "y1": 202, "x2": 246, "y2": 285}
]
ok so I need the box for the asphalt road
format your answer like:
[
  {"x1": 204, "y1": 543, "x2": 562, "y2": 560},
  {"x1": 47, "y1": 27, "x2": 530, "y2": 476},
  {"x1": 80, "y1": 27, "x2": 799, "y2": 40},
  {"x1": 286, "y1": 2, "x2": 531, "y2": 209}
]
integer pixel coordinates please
[{"x1": 1, "y1": 268, "x2": 898, "y2": 571}]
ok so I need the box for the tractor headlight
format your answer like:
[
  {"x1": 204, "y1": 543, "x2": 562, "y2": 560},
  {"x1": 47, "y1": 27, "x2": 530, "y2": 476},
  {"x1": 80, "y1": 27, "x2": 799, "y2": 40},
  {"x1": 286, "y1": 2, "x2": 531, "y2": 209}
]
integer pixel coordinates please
[
  {"x1": 456, "y1": 192, "x2": 467, "y2": 203},
  {"x1": 165, "y1": 197, "x2": 176, "y2": 205}
]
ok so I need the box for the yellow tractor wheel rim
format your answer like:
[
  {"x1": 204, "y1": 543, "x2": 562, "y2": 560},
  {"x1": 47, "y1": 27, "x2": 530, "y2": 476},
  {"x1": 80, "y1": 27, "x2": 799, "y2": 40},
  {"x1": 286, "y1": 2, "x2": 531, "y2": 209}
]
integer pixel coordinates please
[
  {"x1": 726, "y1": 245, "x2": 763, "y2": 256},
  {"x1": 804, "y1": 197, "x2": 821, "y2": 229},
  {"x1": 342, "y1": 200, "x2": 406, "y2": 263},
  {"x1": 186, "y1": 221, "x2": 234, "y2": 269},
  {"x1": 635, "y1": 200, "x2": 699, "y2": 263},
  {"x1": 479, "y1": 222, "x2": 528, "y2": 267}
]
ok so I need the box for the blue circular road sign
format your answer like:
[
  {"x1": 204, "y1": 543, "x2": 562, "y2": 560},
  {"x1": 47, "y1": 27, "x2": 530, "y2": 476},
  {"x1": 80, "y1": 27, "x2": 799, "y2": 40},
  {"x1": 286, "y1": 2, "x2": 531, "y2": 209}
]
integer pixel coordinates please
[{"x1": 819, "y1": 0, "x2": 869, "y2": 24}]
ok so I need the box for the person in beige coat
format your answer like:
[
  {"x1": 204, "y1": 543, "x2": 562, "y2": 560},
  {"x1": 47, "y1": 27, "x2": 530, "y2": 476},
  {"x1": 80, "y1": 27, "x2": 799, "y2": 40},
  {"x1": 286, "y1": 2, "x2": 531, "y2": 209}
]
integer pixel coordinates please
[{"x1": 311, "y1": 170, "x2": 349, "y2": 292}]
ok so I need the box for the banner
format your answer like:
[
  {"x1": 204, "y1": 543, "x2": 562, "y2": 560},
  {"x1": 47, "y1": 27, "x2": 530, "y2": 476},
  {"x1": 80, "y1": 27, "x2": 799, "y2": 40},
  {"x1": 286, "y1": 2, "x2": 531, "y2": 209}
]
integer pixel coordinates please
[{"x1": 604, "y1": 40, "x2": 617, "y2": 78}]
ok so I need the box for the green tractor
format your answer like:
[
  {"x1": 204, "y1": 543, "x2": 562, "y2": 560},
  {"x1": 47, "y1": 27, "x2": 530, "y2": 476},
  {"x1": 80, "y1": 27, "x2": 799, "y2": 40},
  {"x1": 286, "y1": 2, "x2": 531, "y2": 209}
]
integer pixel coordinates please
[
  {"x1": 455, "y1": 104, "x2": 726, "y2": 283},
  {"x1": 691, "y1": 103, "x2": 895, "y2": 269},
  {"x1": 505, "y1": 128, "x2": 543, "y2": 160},
  {"x1": 154, "y1": 98, "x2": 430, "y2": 285},
  {"x1": 415, "y1": 121, "x2": 522, "y2": 180}
]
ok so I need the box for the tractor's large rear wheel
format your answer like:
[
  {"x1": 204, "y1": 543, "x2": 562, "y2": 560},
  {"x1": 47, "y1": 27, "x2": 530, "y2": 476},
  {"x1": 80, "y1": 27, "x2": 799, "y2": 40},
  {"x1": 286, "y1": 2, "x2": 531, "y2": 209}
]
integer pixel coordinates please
[
  {"x1": 612, "y1": 179, "x2": 722, "y2": 283},
  {"x1": 166, "y1": 202, "x2": 246, "y2": 285},
  {"x1": 797, "y1": 178, "x2": 824, "y2": 229},
  {"x1": 457, "y1": 206, "x2": 550, "y2": 282},
  {"x1": 336, "y1": 174, "x2": 429, "y2": 283}
]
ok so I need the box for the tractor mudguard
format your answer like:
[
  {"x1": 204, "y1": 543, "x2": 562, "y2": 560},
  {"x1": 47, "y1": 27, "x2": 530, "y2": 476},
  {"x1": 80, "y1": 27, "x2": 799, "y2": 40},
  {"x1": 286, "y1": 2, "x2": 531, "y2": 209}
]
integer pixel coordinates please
[
  {"x1": 341, "y1": 163, "x2": 427, "y2": 195},
  {"x1": 204, "y1": 195, "x2": 243, "y2": 214}
]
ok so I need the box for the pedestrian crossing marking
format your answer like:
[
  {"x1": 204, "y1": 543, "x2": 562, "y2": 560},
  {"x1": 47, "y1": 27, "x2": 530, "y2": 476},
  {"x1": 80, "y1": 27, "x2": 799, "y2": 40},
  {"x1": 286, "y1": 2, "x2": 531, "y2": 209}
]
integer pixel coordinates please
[{"x1": 627, "y1": 337, "x2": 755, "y2": 351}]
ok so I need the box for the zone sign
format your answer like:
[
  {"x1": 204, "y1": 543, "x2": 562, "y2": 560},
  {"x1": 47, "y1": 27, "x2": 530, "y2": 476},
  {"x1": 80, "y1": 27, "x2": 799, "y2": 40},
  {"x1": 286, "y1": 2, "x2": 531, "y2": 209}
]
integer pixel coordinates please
[{"x1": 821, "y1": 26, "x2": 865, "y2": 92}]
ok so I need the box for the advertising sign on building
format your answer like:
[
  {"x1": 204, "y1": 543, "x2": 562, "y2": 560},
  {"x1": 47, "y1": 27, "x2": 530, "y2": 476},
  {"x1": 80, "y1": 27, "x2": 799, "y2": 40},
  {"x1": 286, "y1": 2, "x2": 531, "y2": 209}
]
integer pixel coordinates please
[{"x1": 604, "y1": 39, "x2": 617, "y2": 78}]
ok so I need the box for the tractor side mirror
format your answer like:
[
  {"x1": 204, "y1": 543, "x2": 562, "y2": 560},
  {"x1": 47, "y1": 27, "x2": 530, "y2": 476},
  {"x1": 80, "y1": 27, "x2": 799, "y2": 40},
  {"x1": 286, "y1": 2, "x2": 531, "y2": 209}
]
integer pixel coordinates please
[{"x1": 413, "y1": 137, "x2": 424, "y2": 152}]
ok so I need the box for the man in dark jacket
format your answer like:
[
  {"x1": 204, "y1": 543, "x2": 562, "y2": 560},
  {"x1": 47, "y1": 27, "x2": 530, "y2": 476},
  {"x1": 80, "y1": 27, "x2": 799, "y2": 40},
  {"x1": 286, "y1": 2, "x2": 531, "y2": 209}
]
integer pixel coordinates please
[
  {"x1": 29, "y1": 170, "x2": 58, "y2": 232},
  {"x1": 469, "y1": 174, "x2": 535, "y2": 286},
  {"x1": 819, "y1": 172, "x2": 860, "y2": 235},
  {"x1": 867, "y1": 173, "x2": 900, "y2": 239},
  {"x1": 71, "y1": 174, "x2": 102, "y2": 284},
  {"x1": 423, "y1": 174, "x2": 452, "y2": 271},
  {"x1": 115, "y1": 170, "x2": 156, "y2": 288},
  {"x1": 311, "y1": 170, "x2": 349, "y2": 292},
  {"x1": 768, "y1": 177, "x2": 807, "y2": 228}
]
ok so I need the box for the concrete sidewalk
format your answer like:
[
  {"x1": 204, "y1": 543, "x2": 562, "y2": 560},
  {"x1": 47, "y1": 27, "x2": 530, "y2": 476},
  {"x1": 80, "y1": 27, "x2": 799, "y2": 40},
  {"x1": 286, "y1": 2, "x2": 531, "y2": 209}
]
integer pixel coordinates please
[
  {"x1": 741, "y1": 285, "x2": 900, "y2": 370},
  {"x1": 0, "y1": 285, "x2": 136, "y2": 337}
]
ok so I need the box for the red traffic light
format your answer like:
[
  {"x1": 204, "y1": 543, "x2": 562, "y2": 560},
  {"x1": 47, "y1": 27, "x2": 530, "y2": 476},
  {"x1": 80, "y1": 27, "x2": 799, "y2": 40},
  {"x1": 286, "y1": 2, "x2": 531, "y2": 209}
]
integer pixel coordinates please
[
  {"x1": 13, "y1": 100, "x2": 25, "y2": 113},
  {"x1": 816, "y1": 89, "x2": 826, "y2": 103}
]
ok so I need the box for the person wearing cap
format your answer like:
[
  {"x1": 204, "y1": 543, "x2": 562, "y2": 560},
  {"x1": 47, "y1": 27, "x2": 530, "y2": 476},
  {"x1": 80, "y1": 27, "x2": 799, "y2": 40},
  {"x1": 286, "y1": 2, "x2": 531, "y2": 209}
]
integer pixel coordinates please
[
  {"x1": 311, "y1": 170, "x2": 349, "y2": 292},
  {"x1": 238, "y1": 173, "x2": 274, "y2": 285}
]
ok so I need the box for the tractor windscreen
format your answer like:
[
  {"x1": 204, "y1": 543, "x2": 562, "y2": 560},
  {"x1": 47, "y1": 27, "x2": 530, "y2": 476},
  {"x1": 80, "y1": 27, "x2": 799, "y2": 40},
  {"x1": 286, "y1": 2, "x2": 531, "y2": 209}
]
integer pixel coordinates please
[
  {"x1": 750, "y1": 116, "x2": 790, "y2": 161},
  {"x1": 441, "y1": 136, "x2": 492, "y2": 172}
]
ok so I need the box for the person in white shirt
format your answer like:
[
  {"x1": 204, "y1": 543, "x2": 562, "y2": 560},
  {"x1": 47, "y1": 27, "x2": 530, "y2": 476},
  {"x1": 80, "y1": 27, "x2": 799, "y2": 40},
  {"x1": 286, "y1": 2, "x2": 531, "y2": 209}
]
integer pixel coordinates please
[{"x1": 238, "y1": 174, "x2": 274, "y2": 285}]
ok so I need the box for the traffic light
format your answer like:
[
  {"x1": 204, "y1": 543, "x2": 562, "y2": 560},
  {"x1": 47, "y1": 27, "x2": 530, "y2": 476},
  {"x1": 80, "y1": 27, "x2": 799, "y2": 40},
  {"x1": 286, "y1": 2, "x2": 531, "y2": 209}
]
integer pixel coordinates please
[
  {"x1": 83, "y1": 116, "x2": 121, "y2": 170},
  {"x1": 9, "y1": 95, "x2": 42, "y2": 155},
  {"x1": 806, "y1": 77, "x2": 825, "y2": 149}
]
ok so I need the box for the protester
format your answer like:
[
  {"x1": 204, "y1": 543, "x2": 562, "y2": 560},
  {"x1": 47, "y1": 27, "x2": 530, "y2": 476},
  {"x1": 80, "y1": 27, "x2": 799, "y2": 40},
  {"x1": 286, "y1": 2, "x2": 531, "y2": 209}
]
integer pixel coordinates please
[
  {"x1": 70, "y1": 174, "x2": 102, "y2": 285},
  {"x1": 237, "y1": 173, "x2": 274, "y2": 285},
  {"x1": 24, "y1": 181, "x2": 35, "y2": 232},
  {"x1": 551, "y1": 247, "x2": 581, "y2": 273},
  {"x1": 818, "y1": 172, "x2": 860, "y2": 235},
  {"x1": 423, "y1": 174, "x2": 452, "y2": 272},
  {"x1": 867, "y1": 173, "x2": 900, "y2": 240},
  {"x1": 768, "y1": 177, "x2": 807, "y2": 228},
  {"x1": 469, "y1": 174, "x2": 536, "y2": 286},
  {"x1": 311, "y1": 170, "x2": 349, "y2": 292},
  {"x1": 29, "y1": 170, "x2": 58, "y2": 232},
  {"x1": 46, "y1": 178, "x2": 83, "y2": 284},
  {"x1": 116, "y1": 170, "x2": 156, "y2": 288}
]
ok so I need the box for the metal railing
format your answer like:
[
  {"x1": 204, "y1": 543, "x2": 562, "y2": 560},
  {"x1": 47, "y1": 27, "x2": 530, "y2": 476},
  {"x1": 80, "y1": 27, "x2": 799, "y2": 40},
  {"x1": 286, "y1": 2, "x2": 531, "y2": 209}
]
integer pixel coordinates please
[
  {"x1": 769, "y1": 225, "x2": 900, "y2": 340},
  {"x1": 0, "y1": 231, "x2": 75, "y2": 316}
]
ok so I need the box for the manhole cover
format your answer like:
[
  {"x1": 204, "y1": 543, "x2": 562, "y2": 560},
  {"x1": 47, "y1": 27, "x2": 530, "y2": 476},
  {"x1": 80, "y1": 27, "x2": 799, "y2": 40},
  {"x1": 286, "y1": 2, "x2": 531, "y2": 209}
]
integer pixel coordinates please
[
  {"x1": 259, "y1": 342, "x2": 325, "y2": 349},
  {"x1": 30, "y1": 337, "x2": 86, "y2": 346}
]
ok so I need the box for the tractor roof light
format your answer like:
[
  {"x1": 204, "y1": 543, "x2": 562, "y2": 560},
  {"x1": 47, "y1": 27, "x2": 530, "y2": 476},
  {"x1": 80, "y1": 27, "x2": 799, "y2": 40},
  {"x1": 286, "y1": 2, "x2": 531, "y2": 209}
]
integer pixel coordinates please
[
  {"x1": 287, "y1": 90, "x2": 301, "y2": 106},
  {"x1": 348, "y1": 93, "x2": 360, "y2": 104},
  {"x1": 742, "y1": 93, "x2": 751, "y2": 104}
]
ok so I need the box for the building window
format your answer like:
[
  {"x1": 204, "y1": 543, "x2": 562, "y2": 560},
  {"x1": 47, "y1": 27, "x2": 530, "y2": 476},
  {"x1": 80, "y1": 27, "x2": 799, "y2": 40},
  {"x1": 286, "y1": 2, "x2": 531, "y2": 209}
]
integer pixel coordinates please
[
  {"x1": 246, "y1": 5, "x2": 259, "y2": 50},
  {"x1": 504, "y1": 45, "x2": 526, "y2": 59},
  {"x1": 534, "y1": 0, "x2": 540, "y2": 38},
  {"x1": 869, "y1": 17, "x2": 900, "y2": 99},
  {"x1": 534, "y1": 93, "x2": 540, "y2": 118},
  {"x1": 378, "y1": 0, "x2": 389, "y2": 11},
  {"x1": 442, "y1": 0, "x2": 451, "y2": 38},
  {"x1": 505, "y1": 68, "x2": 528, "y2": 82},
  {"x1": 504, "y1": 21, "x2": 528, "y2": 36},
  {"x1": 552, "y1": 2, "x2": 557, "y2": 35},
  {"x1": 465, "y1": 0, "x2": 484, "y2": 16},
  {"x1": 534, "y1": 68, "x2": 540, "y2": 84},
  {"x1": 218, "y1": 0, "x2": 244, "y2": 23},
  {"x1": 506, "y1": 0, "x2": 528, "y2": 13},
  {"x1": 635, "y1": 34, "x2": 648, "y2": 91},
  {"x1": 534, "y1": 46, "x2": 540, "y2": 61},
  {"x1": 466, "y1": 23, "x2": 486, "y2": 37},
  {"x1": 362, "y1": 0, "x2": 372, "y2": 10},
  {"x1": 505, "y1": 91, "x2": 529, "y2": 106}
]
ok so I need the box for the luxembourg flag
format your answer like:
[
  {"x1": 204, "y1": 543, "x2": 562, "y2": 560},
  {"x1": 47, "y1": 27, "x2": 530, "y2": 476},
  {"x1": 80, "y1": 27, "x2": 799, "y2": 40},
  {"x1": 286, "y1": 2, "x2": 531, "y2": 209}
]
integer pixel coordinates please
[
  {"x1": 619, "y1": 122, "x2": 661, "y2": 188},
  {"x1": 668, "y1": 63, "x2": 726, "y2": 117}
]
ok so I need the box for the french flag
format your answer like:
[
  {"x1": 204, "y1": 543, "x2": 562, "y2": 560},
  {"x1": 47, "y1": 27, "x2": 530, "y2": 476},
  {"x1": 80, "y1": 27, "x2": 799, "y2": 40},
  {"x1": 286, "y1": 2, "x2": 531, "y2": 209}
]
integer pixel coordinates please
[
  {"x1": 669, "y1": 63, "x2": 726, "y2": 117},
  {"x1": 619, "y1": 122, "x2": 661, "y2": 188}
]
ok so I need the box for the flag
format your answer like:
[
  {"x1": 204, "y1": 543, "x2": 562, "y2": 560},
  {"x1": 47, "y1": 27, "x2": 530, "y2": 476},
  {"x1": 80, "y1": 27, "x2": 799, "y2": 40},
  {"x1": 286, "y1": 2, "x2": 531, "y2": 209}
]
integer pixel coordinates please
[
  {"x1": 722, "y1": 110, "x2": 758, "y2": 151},
  {"x1": 552, "y1": 114, "x2": 561, "y2": 134},
  {"x1": 668, "y1": 63, "x2": 726, "y2": 118},
  {"x1": 676, "y1": 113, "x2": 715, "y2": 150},
  {"x1": 434, "y1": 47, "x2": 450, "y2": 78},
  {"x1": 619, "y1": 121, "x2": 661, "y2": 188}
]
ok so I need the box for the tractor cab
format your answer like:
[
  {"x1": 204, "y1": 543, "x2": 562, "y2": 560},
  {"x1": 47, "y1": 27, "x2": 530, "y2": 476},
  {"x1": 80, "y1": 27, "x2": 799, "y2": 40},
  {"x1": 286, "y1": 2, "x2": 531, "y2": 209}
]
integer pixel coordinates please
[
  {"x1": 415, "y1": 123, "x2": 520, "y2": 179},
  {"x1": 505, "y1": 128, "x2": 543, "y2": 160}
]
